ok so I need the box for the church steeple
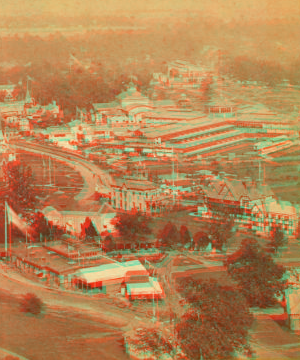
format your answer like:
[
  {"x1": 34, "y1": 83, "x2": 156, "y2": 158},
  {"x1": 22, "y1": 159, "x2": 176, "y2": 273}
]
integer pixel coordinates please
[{"x1": 25, "y1": 78, "x2": 31, "y2": 103}]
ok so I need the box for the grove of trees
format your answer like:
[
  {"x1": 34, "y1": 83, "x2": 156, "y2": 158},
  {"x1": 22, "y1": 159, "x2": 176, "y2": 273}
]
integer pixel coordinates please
[
  {"x1": 225, "y1": 238, "x2": 287, "y2": 308},
  {"x1": 114, "y1": 211, "x2": 152, "y2": 249},
  {"x1": 176, "y1": 279, "x2": 254, "y2": 360},
  {"x1": 3, "y1": 160, "x2": 37, "y2": 221}
]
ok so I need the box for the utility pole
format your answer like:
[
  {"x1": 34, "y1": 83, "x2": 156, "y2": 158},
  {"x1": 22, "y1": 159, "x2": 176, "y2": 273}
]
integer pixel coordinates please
[
  {"x1": 258, "y1": 159, "x2": 262, "y2": 183},
  {"x1": 151, "y1": 291, "x2": 156, "y2": 323},
  {"x1": 172, "y1": 147, "x2": 175, "y2": 206}
]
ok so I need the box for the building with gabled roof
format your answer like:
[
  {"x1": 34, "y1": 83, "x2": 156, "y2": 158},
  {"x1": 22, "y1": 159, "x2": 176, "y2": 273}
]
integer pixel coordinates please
[
  {"x1": 73, "y1": 259, "x2": 164, "y2": 298},
  {"x1": 42, "y1": 202, "x2": 116, "y2": 235},
  {"x1": 201, "y1": 175, "x2": 299, "y2": 237},
  {"x1": 111, "y1": 177, "x2": 172, "y2": 215}
]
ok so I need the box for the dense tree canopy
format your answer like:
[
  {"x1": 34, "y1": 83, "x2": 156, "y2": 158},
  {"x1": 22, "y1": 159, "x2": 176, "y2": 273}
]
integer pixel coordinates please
[
  {"x1": 3, "y1": 160, "x2": 37, "y2": 221},
  {"x1": 102, "y1": 235, "x2": 116, "y2": 253},
  {"x1": 193, "y1": 231, "x2": 210, "y2": 250},
  {"x1": 158, "y1": 221, "x2": 181, "y2": 248},
  {"x1": 30, "y1": 211, "x2": 51, "y2": 241},
  {"x1": 207, "y1": 213, "x2": 234, "y2": 251},
  {"x1": 179, "y1": 225, "x2": 192, "y2": 245},
  {"x1": 127, "y1": 328, "x2": 174, "y2": 359},
  {"x1": 114, "y1": 212, "x2": 152, "y2": 248},
  {"x1": 225, "y1": 238, "x2": 287, "y2": 308},
  {"x1": 176, "y1": 279, "x2": 254, "y2": 360}
]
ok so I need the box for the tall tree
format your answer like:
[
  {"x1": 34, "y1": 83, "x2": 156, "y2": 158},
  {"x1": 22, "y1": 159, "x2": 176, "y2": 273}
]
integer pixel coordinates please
[
  {"x1": 30, "y1": 211, "x2": 51, "y2": 242},
  {"x1": 114, "y1": 212, "x2": 152, "y2": 248},
  {"x1": 176, "y1": 280, "x2": 254, "y2": 360},
  {"x1": 225, "y1": 238, "x2": 287, "y2": 308},
  {"x1": 3, "y1": 160, "x2": 37, "y2": 220},
  {"x1": 102, "y1": 235, "x2": 116, "y2": 253},
  {"x1": 179, "y1": 225, "x2": 191, "y2": 245},
  {"x1": 158, "y1": 221, "x2": 181, "y2": 248},
  {"x1": 267, "y1": 224, "x2": 287, "y2": 254},
  {"x1": 80, "y1": 217, "x2": 98, "y2": 240},
  {"x1": 207, "y1": 214, "x2": 234, "y2": 251},
  {"x1": 193, "y1": 231, "x2": 210, "y2": 250}
]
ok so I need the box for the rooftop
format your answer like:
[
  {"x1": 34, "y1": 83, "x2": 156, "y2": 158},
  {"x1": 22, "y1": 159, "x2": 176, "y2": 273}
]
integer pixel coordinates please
[{"x1": 112, "y1": 178, "x2": 157, "y2": 191}]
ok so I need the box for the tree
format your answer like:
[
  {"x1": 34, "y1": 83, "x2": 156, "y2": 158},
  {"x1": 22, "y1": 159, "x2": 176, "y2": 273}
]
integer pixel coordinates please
[
  {"x1": 127, "y1": 327, "x2": 174, "y2": 359},
  {"x1": 114, "y1": 212, "x2": 152, "y2": 248},
  {"x1": 3, "y1": 160, "x2": 37, "y2": 221},
  {"x1": 193, "y1": 231, "x2": 210, "y2": 250},
  {"x1": 20, "y1": 293, "x2": 43, "y2": 315},
  {"x1": 225, "y1": 238, "x2": 287, "y2": 308},
  {"x1": 50, "y1": 223, "x2": 65, "y2": 240},
  {"x1": 207, "y1": 214, "x2": 234, "y2": 251},
  {"x1": 30, "y1": 211, "x2": 51, "y2": 242},
  {"x1": 158, "y1": 221, "x2": 181, "y2": 248},
  {"x1": 80, "y1": 217, "x2": 98, "y2": 240},
  {"x1": 176, "y1": 280, "x2": 253, "y2": 360},
  {"x1": 102, "y1": 235, "x2": 116, "y2": 253},
  {"x1": 0, "y1": 204, "x2": 5, "y2": 244},
  {"x1": 0, "y1": 90, "x2": 7, "y2": 102},
  {"x1": 267, "y1": 225, "x2": 287, "y2": 254},
  {"x1": 179, "y1": 225, "x2": 191, "y2": 245}
]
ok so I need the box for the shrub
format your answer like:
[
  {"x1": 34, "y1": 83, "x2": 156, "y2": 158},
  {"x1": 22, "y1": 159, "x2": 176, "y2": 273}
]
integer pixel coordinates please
[{"x1": 20, "y1": 293, "x2": 43, "y2": 315}]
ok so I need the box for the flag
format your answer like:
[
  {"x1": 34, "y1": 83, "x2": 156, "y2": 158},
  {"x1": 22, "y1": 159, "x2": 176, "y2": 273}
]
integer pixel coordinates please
[{"x1": 5, "y1": 202, "x2": 29, "y2": 234}]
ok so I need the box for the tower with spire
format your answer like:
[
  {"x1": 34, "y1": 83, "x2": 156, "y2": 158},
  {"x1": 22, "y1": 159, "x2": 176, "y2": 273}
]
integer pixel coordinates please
[{"x1": 24, "y1": 76, "x2": 35, "y2": 109}]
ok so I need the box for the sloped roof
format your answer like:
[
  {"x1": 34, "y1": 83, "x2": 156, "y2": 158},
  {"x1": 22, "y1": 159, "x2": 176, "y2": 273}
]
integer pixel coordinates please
[
  {"x1": 42, "y1": 206, "x2": 61, "y2": 217},
  {"x1": 206, "y1": 177, "x2": 275, "y2": 203},
  {"x1": 113, "y1": 178, "x2": 157, "y2": 191},
  {"x1": 127, "y1": 278, "x2": 163, "y2": 295},
  {"x1": 75, "y1": 260, "x2": 147, "y2": 284},
  {"x1": 93, "y1": 101, "x2": 119, "y2": 110},
  {"x1": 97, "y1": 202, "x2": 116, "y2": 215},
  {"x1": 165, "y1": 179, "x2": 193, "y2": 187},
  {"x1": 116, "y1": 84, "x2": 149, "y2": 101},
  {"x1": 126, "y1": 105, "x2": 153, "y2": 114},
  {"x1": 264, "y1": 200, "x2": 297, "y2": 217},
  {"x1": 42, "y1": 202, "x2": 115, "y2": 216}
]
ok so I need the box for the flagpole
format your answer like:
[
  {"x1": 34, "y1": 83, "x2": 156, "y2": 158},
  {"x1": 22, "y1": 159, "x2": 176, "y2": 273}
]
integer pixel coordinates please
[
  {"x1": 5, "y1": 202, "x2": 7, "y2": 260},
  {"x1": 9, "y1": 204, "x2": 12, "y2": 260}
]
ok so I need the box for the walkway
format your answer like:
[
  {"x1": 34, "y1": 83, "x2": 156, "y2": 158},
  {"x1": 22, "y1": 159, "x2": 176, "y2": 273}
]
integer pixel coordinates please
[{"x1": 0, "y1": 347, "x2": 29, "y2": 360}]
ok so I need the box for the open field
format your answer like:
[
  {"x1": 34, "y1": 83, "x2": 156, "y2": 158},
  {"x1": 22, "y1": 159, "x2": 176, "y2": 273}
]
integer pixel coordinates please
[{"x1": 0, "y1": 291, "x2": 129, "y2": 360}]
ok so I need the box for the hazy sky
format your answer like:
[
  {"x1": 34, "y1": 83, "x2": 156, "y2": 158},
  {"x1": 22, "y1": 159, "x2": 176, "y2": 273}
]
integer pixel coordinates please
[{"x1": 1, "y1": 0, "x2": 300, "y2": 20}]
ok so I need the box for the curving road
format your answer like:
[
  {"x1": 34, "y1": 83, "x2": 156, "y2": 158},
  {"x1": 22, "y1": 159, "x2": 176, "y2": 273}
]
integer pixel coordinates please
[{"x1": 10, "y1": 140, "x2": 114, "y2": 201}]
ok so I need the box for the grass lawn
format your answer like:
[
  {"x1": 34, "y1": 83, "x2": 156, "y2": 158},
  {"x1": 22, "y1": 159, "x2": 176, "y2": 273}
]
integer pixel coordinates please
[
  {"x1": 0, "y1": 291, "x2": 130, "y2": 360},
  {"x1": 250, "y1": 317, "x2": 300, "y2": 359}
]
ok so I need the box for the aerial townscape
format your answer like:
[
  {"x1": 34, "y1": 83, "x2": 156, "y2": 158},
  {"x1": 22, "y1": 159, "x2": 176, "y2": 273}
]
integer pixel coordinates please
[{"x1": 1, "y1": 3, "x2": 300, "y2": 360}]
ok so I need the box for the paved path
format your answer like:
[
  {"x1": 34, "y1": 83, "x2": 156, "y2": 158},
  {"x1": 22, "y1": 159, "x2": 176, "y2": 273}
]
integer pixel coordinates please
[{"x1": 0, "y1": 347, "x2": 30, "y2": 360}]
